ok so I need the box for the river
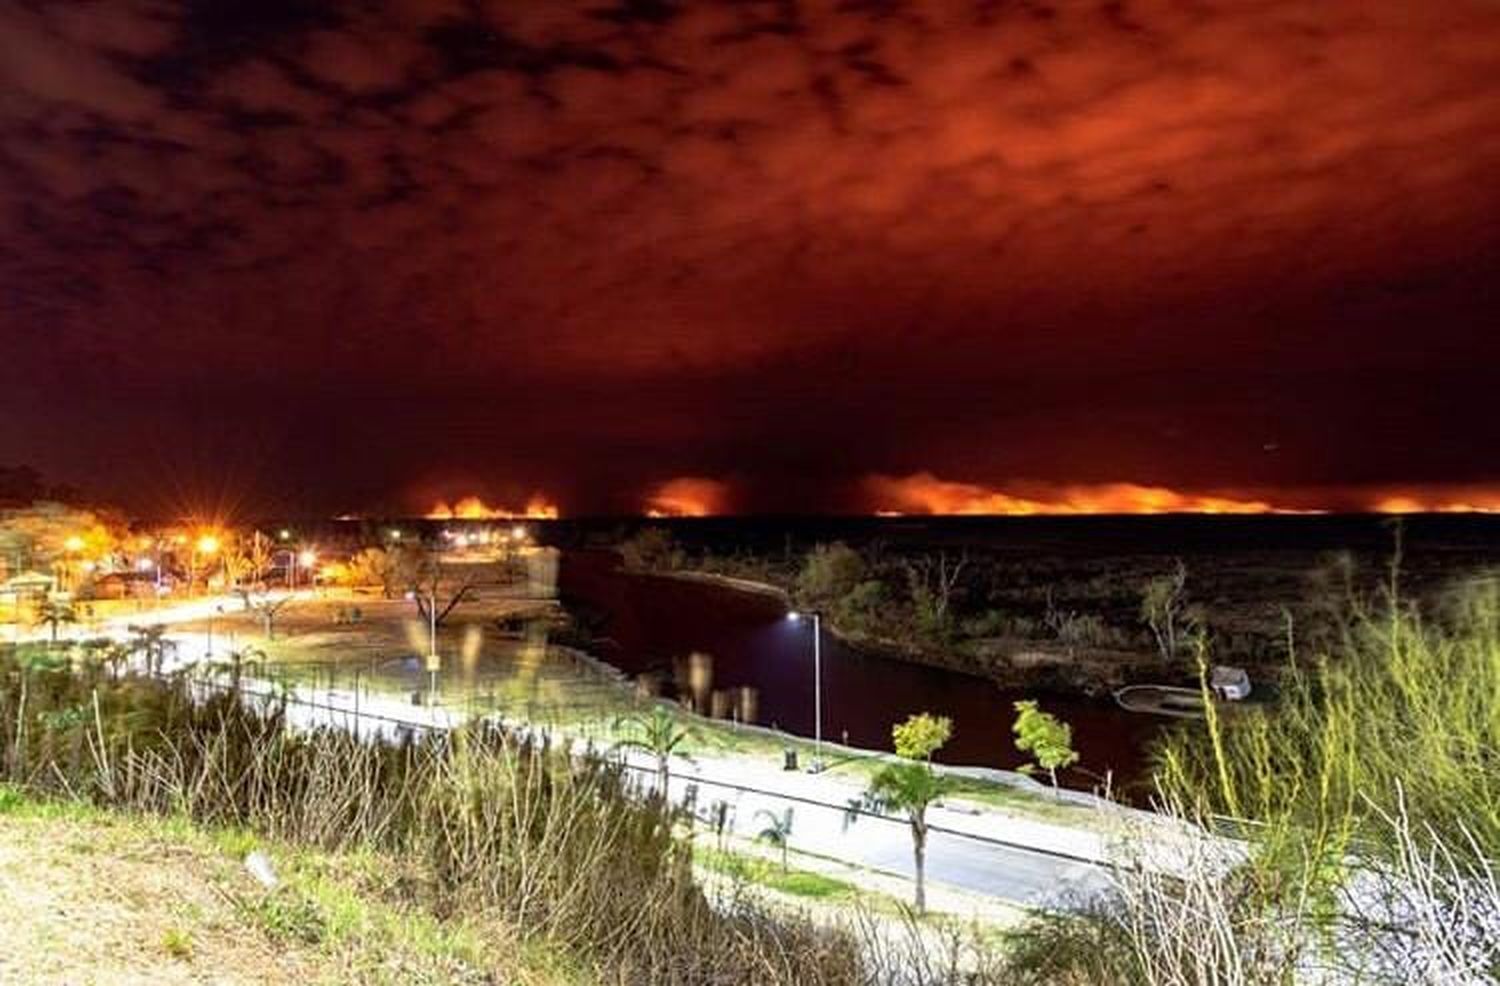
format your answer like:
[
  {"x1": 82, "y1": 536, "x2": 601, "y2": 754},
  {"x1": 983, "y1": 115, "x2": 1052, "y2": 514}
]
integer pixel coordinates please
[{"x1": 558, "y1": 549, "x2": 1167, "y2": 792}]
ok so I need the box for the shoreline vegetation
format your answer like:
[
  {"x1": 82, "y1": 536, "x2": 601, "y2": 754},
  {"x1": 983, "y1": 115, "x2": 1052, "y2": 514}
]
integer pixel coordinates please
[
  {"x1": 608, "y1": 523, "x2": 1497, "y2": 700},
  {"x1": 613, "y1": 528, "x2": 1202, "y2": 696}
]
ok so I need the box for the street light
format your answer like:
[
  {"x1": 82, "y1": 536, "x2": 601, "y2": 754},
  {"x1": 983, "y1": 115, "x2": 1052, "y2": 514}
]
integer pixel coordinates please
[
  {"x1": 786, "y1": 609, "x2": 824, "y2": 770},
  {"x1": 405, "y1": 585, "x2": 440, "y2": 705}
]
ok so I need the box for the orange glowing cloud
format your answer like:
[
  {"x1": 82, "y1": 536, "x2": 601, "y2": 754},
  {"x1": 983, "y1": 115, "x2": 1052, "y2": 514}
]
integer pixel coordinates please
[
  {"x1": 864, "y1": 473, "x2": 1304, "y2": 516},
  {"x1": 644, "y1": 477, "x2": 730, "y2": 518},
  {"x1": 427, "y1": 494, "x2": 560, "y2": 520}
]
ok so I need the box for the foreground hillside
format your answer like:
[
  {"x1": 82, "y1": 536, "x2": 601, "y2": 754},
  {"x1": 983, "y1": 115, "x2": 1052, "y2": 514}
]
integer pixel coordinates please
[{"x1": 0, "y1": 790, "x2": 583, "y2": 986}]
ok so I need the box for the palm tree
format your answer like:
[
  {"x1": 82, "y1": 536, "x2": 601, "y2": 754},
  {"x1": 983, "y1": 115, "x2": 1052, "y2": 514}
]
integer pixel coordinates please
[
  {"x1": 613, "y1": 706, "x2": 691, "y2": 794},
  {"x1": 846, "y1": 712, "x2": 958, "y2": 914},
  {"x1": 755, "y1": 807, "x2": 794, "y2": 872},
  {"x1": 37, "y1": 598, "x2": 75, "y2": 646},
  {"x1": 217, "y1": 644, "x2": 267, "y2": 691},
  {"x1": 125, "y1": 624, "x2": 172, "y2": 675}
]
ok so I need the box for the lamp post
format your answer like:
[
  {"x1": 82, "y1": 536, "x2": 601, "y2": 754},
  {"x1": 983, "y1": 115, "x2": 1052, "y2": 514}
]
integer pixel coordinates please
[
  {"x1": 405, "y1": 584, "x2": 440, "y2": 706},
  {"x1": 787, "y1": 609, "x2": 823, "y2": 770},
  {"x1": 206, "y1": 603, "x2": 224, "y2": 662}
]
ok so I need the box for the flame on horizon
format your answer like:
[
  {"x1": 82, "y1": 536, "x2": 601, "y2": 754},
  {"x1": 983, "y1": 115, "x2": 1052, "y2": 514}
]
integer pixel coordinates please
[
  {"x1": 864, "y1": 472, "x2": 1307, "y2": 516},
  {"x1": 644, "y1": 477, "x2": 730, "y2": 518},
  {"x1": 866, "y1": 472, "x2": 1500, "y2": 516},
  {"x1": 1370, "y1": 490, "x2": 1500, "y2": 514},
  {"x1": 427, "y1": 494, "x2": 560, "y2": 520}
]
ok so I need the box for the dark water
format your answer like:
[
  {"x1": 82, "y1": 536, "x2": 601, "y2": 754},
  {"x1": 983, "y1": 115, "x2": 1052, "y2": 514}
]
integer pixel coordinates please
[{"x1": 559, "y1": 550, "x2": 1166, "y2": 791}]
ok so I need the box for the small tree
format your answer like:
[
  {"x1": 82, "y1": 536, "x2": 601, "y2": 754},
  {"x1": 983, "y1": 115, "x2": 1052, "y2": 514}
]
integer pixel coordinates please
[
  {"x1": 618, "y1": 528, "x2": 680, "y2": 571},
  {"x1": 893, "y1": 712, "x2": 952, "y2": 761},
  {"x1": 1141, "y1": 560, "x2": 1189, "y2": 663},
  {"x1": 755, "y1": 807, "x2": 795, "y2": 872},
  {"x1": 220, "y1": 535, "x2": 255, "y2": 592},
  {"x1": 237, "y1": 590, "x2": 294, "y2": 640},
  {"x1": 848, "y1": 712, "x2": 957, "y2": 914},
  {"x1": 1012, "y1": 699, "x2": 1079, "y2": 795},
  {"x1": 613, "y1": 706, "x2": 692, "y2": 794},
  {"x1": 904, "y1": 552, "x2": 968, "y2": 644},
  {"x1": 797, "y1": 542, "x2": 867, "y2": 605}
]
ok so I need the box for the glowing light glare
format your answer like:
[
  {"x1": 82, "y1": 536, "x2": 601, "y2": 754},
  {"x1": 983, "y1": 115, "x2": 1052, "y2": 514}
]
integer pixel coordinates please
[
  {"x1": 297, "y1": 549, "x2": 317, "y2": 567},
  {"x1": 864, "y1": 473, "x2": 1310, "y2": 516},
  {"x1": 195, "y1": 534, "x2": 220, "y2": 554},
  {"x1": 644, "y1": 477, "x2": 730, "y2": 518},
  {"x1": 64, "y1": 535, "x2": 85, "y2": 552},
  {"x1": 135, "y1": 557, "x2": 155, "y2": 572},
  {"x1": 426, "y1": 495, "x2": 560, "y2": 520},
  {"x1": 511, "y1": 525, "x2": 527, "y2": 541}
]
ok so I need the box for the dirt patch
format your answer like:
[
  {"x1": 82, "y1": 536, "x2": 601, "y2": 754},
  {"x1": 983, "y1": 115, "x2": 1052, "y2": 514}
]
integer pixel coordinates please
[{"x1": 0, "y1": 812, "x2": 319, "y2": 985}]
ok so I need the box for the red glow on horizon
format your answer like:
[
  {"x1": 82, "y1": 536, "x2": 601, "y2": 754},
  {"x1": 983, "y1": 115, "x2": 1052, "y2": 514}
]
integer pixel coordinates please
[
  {"x1": 1370, "y1": 491, "x2": 1500, "y2": 515},
  {"x1": 644, "y1": 477, "x2": 730, "y2": 518},
  {"x1": 865, "y1": 473, "x2": 1303, "y2": 516},
  {"x1": 865, "y1": 473, "x2": 1500, "y2": 516},
  {"x1": 427, "y1": 494, "x2": 560, "y2": 520}
]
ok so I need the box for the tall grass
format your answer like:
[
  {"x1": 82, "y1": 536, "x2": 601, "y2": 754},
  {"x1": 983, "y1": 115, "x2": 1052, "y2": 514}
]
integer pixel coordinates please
[
  {"x1": 1006, "y1": 790, "x2": 1500, "y2": 985},
  {"x1": 0, "y1": 645, "x2": 872, "y2": 984},
  {"x1": 1156, "y1": 575, "x2": 1500, "y2": 868},
  {"x1": 1000, "y1": 572, "x2": 1500, "y2": 985}
]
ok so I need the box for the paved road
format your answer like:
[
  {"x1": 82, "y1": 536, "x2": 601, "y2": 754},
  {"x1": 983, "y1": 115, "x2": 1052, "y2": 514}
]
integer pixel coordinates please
[{"x1": 655, "y1": 750, "x2": 1115, "y2": 909}]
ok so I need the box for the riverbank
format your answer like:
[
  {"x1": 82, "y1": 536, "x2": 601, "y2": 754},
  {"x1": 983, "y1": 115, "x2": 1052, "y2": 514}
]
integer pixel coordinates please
[
  {"x1": 559, "y1": 550, "x2": 1166, "y2": 788},
  {"x1": 630, "y1": 563, "x2": 1168, "y2": 698}
]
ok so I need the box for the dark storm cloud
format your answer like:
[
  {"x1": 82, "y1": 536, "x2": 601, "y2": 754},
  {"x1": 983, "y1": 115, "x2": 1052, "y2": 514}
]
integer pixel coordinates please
[{"x1": 1, "y1": 1, "x2": 1498, "y2": 514}]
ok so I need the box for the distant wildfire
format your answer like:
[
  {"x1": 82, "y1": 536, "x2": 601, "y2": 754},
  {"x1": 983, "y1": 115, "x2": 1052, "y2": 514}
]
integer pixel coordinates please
[
  {"x1": 1368, "y1": 490, "x2": 1500, "y2": 515},
  {"x1": 427, "y1": 495, "x2": 560, "y2": 520},
  {"x1": 645, "y1": 477, "x2": 730, "y2": 518},
  {"x1": 864, "y1": 473, "x2": 1500, "y2": 517}
]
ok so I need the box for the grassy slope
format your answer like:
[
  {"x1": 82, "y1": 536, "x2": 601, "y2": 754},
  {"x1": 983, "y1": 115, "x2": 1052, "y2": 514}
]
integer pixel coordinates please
[{"x1": 0, "y1": 787, "x2": 590, "y2": 986}]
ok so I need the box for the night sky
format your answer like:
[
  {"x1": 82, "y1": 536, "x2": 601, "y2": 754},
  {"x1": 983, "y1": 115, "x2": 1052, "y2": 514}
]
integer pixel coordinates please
[{"x1": 2, "y1": 1, "x2": 1498, "y2": 518}]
